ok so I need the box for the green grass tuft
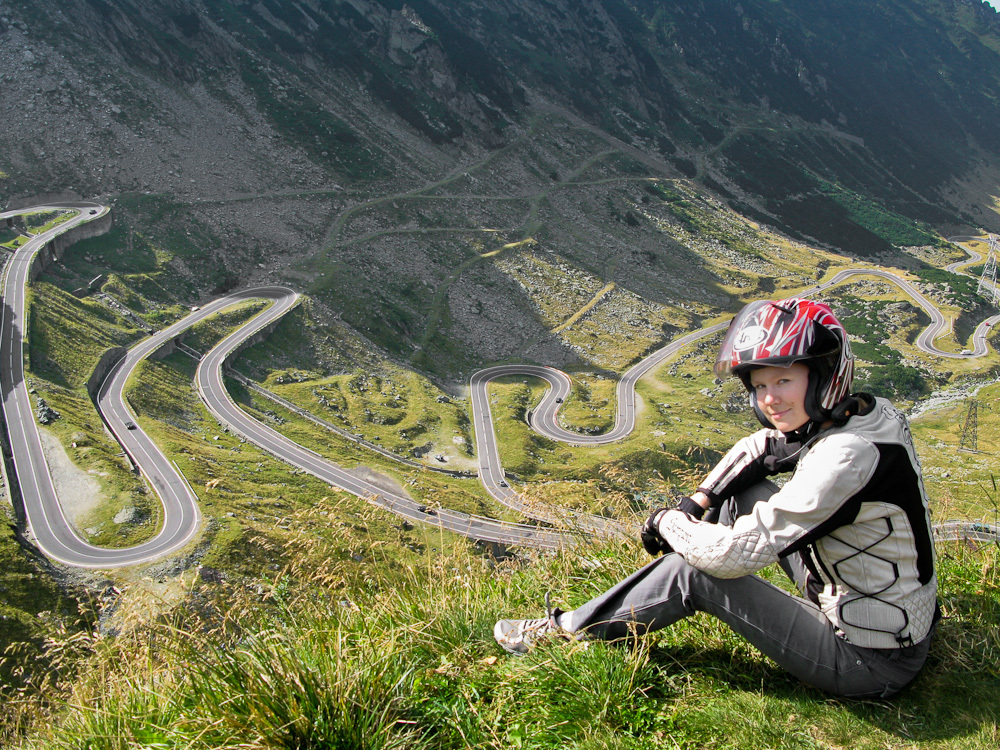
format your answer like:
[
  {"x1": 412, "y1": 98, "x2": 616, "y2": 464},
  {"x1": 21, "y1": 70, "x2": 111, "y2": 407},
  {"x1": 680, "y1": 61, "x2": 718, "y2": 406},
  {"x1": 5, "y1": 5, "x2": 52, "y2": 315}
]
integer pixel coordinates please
[{"x1": 8, "y1": 532, "x2": 999, "y2": 749}]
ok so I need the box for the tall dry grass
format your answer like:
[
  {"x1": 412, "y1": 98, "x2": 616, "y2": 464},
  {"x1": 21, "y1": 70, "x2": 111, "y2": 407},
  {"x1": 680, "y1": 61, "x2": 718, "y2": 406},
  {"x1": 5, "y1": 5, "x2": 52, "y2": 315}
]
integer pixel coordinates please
[{"x1": 4, "y1": 495, "x2": 998, "y2": 750}]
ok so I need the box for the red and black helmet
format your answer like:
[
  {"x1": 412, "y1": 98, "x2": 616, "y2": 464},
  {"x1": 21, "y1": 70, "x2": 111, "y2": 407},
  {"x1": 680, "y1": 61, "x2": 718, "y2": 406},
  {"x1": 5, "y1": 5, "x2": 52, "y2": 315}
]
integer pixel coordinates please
[{"x1": 715, "y1": 298, "x2": 854, "y2": 427}]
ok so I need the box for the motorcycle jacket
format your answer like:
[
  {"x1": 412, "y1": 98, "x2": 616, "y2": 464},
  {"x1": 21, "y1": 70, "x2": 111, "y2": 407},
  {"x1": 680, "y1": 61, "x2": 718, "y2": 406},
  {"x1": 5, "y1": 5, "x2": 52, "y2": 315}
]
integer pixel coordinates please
[{"x1": 659, "y1": 395, "x2": 938, "y2": 650}]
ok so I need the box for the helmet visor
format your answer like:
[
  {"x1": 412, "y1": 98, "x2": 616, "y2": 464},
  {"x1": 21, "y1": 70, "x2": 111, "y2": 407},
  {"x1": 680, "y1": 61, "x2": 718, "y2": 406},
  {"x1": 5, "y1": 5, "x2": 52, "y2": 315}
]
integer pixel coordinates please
[
  {"x1": 714, "y1": 298, "x2": 842, "y2": 379},
  {"x1": 714, "y1": 300, "x2": 777, "y2": 378}
]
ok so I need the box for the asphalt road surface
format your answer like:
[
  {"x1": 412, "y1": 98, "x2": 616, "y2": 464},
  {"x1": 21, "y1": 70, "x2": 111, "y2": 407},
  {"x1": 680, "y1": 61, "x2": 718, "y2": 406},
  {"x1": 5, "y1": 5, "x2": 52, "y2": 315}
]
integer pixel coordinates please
[
  {"x1": 1, "y1": 204, "x2": 996, "y2": 566},
  {"x1": 192, "y1": 286, "x2": 570, "y2": 550},
  {"x1": 467, "y1": 260, "x2": 1000, "y2": 543},
  {"x1": 0, "y1": 203, "x2": 203, "y2": 566}
]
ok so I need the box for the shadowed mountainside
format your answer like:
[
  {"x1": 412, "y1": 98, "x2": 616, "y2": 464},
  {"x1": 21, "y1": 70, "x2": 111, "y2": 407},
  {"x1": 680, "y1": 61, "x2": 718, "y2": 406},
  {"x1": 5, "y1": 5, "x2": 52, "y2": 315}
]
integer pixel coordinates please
[{"x1": 2, "y1": 0, "x2": 1000, "y2": 374}]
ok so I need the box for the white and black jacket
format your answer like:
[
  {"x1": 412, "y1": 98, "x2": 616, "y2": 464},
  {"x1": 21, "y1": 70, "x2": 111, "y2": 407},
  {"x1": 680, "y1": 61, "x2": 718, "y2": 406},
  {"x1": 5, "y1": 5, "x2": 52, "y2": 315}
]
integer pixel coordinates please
[{"x1": 659, "y1": 396, "x2": 938, "y2": 650}]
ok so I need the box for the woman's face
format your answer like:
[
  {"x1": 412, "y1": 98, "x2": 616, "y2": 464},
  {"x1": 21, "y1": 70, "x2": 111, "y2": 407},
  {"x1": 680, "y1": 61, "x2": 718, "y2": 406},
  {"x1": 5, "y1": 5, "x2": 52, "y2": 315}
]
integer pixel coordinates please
[{"x1": 749, "y1": 362, "x2": 811, "y2": 432}]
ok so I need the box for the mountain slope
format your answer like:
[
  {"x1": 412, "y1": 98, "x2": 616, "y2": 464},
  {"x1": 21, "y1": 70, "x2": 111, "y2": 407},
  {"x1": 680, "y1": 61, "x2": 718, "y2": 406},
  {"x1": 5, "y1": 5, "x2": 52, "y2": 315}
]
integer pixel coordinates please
[
  {"x1": 2, "y1": 0, "x2": 1000, "y2": 372},
  {"x1": 4, "y1": 2, "x2": 1000, "y2": 206}
]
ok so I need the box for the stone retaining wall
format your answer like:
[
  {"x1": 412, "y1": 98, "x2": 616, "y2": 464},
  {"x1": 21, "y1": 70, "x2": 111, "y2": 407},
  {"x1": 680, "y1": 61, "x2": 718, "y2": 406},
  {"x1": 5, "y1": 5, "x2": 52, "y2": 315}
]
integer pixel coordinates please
[
  {"x1": 29, "y1": 210, "x2": 114, "y2": 282},
  {"x1": 86, "y1": 347, "x2": 128, "y2": 402}
]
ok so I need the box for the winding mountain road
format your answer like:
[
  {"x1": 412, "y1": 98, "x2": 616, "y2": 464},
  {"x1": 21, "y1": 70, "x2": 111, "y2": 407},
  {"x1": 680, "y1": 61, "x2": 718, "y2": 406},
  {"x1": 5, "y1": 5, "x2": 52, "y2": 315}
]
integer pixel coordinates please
[
  {"x1": 1, "y1": 204, "x2": 996, "y2": 567},
  {"x1": 470, "y1": 262, "x2": 999, "y2": 532},
  {"x1": 0, "y1": 203, "x2": 205, "y2": 566},
  {"x1": 192, "y1": 286, "x2": 569, "y2": 550}
]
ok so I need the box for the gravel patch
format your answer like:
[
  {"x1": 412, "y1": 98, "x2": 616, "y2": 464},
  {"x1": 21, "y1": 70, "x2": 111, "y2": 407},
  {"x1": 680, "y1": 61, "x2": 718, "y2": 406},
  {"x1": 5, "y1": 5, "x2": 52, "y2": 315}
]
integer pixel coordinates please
[{"x1": 37, "y1": 428, "x2": 102, "y2": 527}]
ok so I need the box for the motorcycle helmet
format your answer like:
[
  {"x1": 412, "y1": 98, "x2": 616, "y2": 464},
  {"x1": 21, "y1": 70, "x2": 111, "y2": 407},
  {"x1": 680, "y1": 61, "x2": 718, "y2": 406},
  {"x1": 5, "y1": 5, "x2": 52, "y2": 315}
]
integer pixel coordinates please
[{"x1": 714, "y1": 298, "x2": 854, "y2": 428}]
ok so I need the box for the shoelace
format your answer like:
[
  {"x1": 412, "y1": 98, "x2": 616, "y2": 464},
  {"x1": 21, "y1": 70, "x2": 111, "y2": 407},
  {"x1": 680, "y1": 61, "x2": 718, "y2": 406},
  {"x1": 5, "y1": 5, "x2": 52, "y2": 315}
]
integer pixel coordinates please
[{"x1": 512, "y1": 593, "x2": 559, "y2": 641}]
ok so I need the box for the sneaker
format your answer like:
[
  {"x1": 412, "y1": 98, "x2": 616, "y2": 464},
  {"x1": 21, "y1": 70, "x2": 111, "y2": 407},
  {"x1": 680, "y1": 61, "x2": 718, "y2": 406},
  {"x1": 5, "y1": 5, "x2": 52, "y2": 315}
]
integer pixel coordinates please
[{"x1": 494, "y1": 592, "x2": 571, "y2": 655}]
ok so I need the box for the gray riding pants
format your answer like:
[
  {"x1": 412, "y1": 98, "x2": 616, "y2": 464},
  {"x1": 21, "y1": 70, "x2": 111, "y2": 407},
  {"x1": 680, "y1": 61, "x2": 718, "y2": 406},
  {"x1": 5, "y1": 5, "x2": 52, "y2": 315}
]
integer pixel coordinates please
[{"x1": 561, "y1": 484, "x2": 934, "y2": 699}]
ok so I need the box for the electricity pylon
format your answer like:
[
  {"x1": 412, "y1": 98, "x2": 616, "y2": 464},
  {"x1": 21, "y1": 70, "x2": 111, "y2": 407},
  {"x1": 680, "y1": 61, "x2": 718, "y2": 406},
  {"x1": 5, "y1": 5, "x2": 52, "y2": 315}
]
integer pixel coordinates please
[
  {"x1": 959, "y1": 400, "x2": 979, "y2": 453},
  {"x1": 977, "y1": 234, "x2": 999, "y2": 305}
]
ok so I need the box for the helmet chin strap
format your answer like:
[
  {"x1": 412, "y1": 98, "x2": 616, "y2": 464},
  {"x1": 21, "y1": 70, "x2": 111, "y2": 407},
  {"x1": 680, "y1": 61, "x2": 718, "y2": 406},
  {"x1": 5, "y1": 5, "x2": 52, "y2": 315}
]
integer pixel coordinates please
[
  {"x1": 761, "y1": 422, "x2": 825, "y2": 471},
  {"x1": 782, "y1": 420, "x2": 823, "y2": 442},
  {"x1": 755, "y1": 391, "x2": 868, "y2": 449},
  {"x1": 802, "y1": 364, "x2": 832, "y2": 423}
]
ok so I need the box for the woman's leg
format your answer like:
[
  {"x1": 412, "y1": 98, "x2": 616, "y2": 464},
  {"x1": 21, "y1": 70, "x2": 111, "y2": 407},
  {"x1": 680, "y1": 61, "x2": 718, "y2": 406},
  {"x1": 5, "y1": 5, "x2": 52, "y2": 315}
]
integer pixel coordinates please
[{"x1": 561, "y1": 553, "x2": 929, "y2": 698}]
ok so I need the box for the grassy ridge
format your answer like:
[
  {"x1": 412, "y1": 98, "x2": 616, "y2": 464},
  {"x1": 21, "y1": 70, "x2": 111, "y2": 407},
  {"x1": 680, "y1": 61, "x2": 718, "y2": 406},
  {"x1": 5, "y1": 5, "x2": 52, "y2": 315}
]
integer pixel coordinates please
[{"x1": 6, "y1": 526, "x2": 998, "y2": 749}]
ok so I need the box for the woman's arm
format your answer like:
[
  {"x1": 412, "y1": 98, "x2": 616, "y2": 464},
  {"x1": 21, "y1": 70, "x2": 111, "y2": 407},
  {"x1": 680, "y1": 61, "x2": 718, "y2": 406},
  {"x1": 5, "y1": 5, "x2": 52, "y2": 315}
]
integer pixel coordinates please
[{"x1": 662, "y1": 433, "x2": 878, "y2": 578}]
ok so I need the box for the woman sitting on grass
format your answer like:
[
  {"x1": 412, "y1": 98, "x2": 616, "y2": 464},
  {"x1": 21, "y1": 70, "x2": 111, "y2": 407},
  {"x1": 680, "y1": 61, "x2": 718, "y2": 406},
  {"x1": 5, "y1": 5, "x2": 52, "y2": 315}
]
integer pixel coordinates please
[{"x1": 495, "y1": 297, "x2": 939, "y2": 699}]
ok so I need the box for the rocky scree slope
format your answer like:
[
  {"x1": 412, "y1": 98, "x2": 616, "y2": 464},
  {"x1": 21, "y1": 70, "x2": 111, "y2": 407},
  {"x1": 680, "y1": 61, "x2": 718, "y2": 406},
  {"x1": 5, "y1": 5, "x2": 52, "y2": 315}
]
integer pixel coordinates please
[{"x1": 1, "y1": 0, "x2": 1000, "y2": 375}]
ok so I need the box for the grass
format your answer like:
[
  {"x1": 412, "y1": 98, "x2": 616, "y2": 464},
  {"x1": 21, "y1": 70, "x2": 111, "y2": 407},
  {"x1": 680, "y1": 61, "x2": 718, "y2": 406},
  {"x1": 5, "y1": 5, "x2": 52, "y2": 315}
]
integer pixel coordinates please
[
  {"x1": 0, "y1": 225, "x2": 21, "y2": 248},
  {"x1": 816, "y1": 180, "x2": 944, "y2": 248},
  {"x1": 23, "y1": 209, "x2": 75, "y2": 233},
  {"x1": 0, "y1": 518, "x2": 94, "y2": 700},
  {"x1": 240, "y1": 389, "x2": 499, "y2": 522},
  {"x1": 27, "y1": 281, "x2": 142, "y2": 387},
  {"x1": 22, "y1": 281, "x2": 157, "y2": 547},
  {"x1": 262, "y1": 365, "x2": 476, "y2": 471},
  {"x1": 5, "y1": 522, "x2": 998, "y2": 750},
  {"x1": 2, "y1": 127, "x2": 998, "y2": 746},
  {"x1": 556, "y1": 372, "x2": 619, "y2": 436},
  {"x1": 911, "y1": 381, "x2": 1000, "y2": 520}
]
